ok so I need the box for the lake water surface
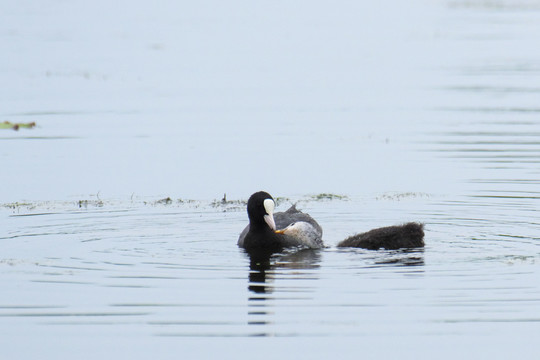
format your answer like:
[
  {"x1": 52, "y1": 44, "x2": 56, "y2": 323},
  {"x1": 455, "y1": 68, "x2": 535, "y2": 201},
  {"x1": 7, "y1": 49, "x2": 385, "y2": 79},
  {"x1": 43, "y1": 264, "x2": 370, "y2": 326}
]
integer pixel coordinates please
[{"x1": 2, "y1": 1, "x2": 540, "y2": 359}]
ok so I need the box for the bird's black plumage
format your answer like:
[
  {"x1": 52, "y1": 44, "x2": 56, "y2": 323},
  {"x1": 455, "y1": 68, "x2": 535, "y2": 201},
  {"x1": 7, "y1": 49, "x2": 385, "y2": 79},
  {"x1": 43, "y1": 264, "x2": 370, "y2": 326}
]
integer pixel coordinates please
[
  {"x1": 337, "y1": 222, "x2": 424, "y2": 250},
  {"x1": 238, "y1": 191, "x2": 323, "y2": 252}
]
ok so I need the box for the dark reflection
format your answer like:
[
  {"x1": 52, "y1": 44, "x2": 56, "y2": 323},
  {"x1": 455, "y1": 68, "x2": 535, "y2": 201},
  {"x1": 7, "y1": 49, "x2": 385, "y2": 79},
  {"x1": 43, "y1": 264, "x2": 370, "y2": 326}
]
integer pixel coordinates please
[
  {"x1": 336, "y1": 247, "x2": 426, "y2": 269},
  {"x1": 243, "y1": 248, "x2": 322, "y2": 335},
  {"x1": 246, "y1": 248, "x2": 321, "y2": 294},
  {"x1": 247, "y1": 249, "x2": 274, "y2": 294},
  {"x1": 373, "y1": 248, "x2": 425, "y2": 267}
]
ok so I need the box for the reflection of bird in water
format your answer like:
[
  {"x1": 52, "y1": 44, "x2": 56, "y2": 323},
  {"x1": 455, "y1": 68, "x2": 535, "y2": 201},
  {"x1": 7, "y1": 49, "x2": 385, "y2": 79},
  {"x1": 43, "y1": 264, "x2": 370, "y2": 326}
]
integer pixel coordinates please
[
  {"x1": 245, "y1": 249, "x2": 323, "y2": 333},
  {"x1": 247, "y1": 249, "x2": 322, "y2": 294},
  {"x1": 372, "y1": 248, "x2": 425, "y2": 267},
  {"x1": 238, "y1": 191, "x2": 425, "y2": 253}
]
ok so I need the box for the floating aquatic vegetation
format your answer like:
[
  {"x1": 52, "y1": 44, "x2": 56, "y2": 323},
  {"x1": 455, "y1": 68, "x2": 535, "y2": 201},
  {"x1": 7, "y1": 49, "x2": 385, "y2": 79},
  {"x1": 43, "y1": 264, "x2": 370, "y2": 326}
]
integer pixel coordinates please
[
  {"x1": 143, "y1": 197, "x2": 199, "y2": 207},
  {"x1": 3, "y1": 202, "x2": 36, "y2": 211},
  {"x1": 1, "y1": 192, "x2": 355, "y2": 215},
  {"x1": 155, "y1": 197, "x2": 173, "y2": 205},
  {"x1": 176, "y1": 198, "x2": 197, "y2": 204},
  {"x1": 0, "y1": 121, "x2": 36, "y2": 130},
  {"x1": 78, "y1": 199, "x2": 104, "y2": 208},
  {"x1": 309, "y1": 193, "x2": 349, "y2": 201},
  {"x1": 376, "y1": 192, "x2": 430, "y2": 201},
  {"x1": 274, "y1": 197, "x2": 290, "y2": 206},
  {"x1": 210, "y1": 194, "x2": 246, "y2": 212},
  {"x1": 210, "y1": 194, "x2": 291, "y2": 211}
]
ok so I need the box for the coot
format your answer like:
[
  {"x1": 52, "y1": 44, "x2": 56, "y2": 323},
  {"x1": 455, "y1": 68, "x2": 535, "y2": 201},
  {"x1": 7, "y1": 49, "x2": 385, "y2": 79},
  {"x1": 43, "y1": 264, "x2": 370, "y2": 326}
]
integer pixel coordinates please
[{"x1": 238, "y1": 191, "x2": 323, "y2": 251}]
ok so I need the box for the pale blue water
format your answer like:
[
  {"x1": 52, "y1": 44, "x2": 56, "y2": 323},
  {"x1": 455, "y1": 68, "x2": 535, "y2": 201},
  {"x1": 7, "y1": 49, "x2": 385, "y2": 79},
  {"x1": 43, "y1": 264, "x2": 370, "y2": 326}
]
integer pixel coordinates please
[{"x1": 2, "y1": 1, "x2": 540, "y2": 359}]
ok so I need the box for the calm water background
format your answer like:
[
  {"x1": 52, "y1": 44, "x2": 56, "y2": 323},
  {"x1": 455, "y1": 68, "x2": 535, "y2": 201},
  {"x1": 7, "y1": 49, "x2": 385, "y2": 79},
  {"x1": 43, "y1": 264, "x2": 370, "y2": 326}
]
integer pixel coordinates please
[{"x1": 2, "y1": 1, "x2": 540, "y2": 358}]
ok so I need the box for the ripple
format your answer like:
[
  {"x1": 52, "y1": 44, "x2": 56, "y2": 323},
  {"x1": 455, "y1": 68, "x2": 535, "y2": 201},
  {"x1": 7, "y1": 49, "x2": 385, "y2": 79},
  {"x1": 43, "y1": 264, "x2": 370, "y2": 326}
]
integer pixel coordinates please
[
  {"x1": 436, "y1": 107, "x2": 540, "y2": 113},
  {"x1": 0, "y1": 311, "x2": 149, "y2": 318}
]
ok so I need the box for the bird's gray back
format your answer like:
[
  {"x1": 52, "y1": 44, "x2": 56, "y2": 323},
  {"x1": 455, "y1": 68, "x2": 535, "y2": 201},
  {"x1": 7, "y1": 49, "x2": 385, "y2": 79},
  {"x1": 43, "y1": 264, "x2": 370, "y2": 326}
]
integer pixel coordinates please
[{"x1": 274, "y1": 205, "x2": 322, "y2": 235}]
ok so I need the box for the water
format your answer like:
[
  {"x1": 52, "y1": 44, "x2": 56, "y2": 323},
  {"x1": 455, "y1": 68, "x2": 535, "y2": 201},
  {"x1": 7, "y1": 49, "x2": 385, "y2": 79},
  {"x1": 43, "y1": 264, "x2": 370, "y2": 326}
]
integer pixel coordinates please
[{"x1": 2, "y1": 1, "x2": 540, "y2": 358}]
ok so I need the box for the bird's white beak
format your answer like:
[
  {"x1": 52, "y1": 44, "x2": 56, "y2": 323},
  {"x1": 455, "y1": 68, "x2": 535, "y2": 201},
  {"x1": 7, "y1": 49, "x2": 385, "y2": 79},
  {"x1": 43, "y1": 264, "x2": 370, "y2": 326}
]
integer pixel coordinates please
[
  {"x1": 264, "y1": 214, "x2": 276, "y2": 231},
  {"x1": 263, "y1": 198, "x2": 276, "y2": 230}
]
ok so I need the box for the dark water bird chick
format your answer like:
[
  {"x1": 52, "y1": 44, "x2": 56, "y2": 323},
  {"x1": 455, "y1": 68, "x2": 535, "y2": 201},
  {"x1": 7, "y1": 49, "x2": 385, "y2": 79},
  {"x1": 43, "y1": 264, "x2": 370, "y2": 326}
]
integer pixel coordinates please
[
  {"x1": 337, "y1": 222, "x2": 424, "y2": 250},
  {"x1": 238, "y1": 191, "x2": 323, "y2": 252}
]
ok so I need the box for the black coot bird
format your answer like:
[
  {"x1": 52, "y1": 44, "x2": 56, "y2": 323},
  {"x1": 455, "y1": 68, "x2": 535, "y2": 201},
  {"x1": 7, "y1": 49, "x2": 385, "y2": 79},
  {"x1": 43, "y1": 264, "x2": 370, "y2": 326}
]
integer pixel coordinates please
[
  {"x1": 238, "y1": 191, "x2": 424, "y2": 252},
  {"x1": 337, "y1": 222, "x2": 424, "y2": 250},
  {"x1": 238, "y1": 191, "x2": 323, "y2": 252}
]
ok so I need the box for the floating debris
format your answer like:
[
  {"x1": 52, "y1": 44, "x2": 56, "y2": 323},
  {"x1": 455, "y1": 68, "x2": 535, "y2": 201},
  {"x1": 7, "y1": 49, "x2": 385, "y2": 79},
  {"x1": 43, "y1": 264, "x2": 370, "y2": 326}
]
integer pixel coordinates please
[
  {"x1": 3, "y1": 202, "x2": 35, "y2": 211},
  {"x1": 309, "y1": 193, "x2": 349, "y2": 201},
  {"x1": 274, "y1": 197, "x2": 290, "y2": 206},
  {"x1": 1, "y1": 193, "x2": 356, "y2": 215},
  {"x1": 177, "y1": 198, "x2": 197, "y2": 204},
  {"x1": 210, "y1": 193, "x2": 246, "y2": 211},
  {"x1": 155, "y1": 197, "x2": 173, "y2": 205},
  {"x1": 0, "y1": 121, "x2": 36, "y2": 130},
  {"x1": 376, "y1": 192, "x2": 430, "y2": 201},
  {"x1": 78, "y1": 199, "x2": 104, "y2": 208}
]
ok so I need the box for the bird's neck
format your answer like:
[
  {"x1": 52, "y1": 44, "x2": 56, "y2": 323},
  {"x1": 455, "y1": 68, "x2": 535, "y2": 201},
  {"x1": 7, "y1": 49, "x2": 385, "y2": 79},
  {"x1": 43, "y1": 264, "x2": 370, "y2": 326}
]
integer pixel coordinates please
[{"x1": 249, "y1": 219, "x2": 272, "y2": 233}]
